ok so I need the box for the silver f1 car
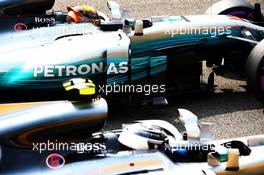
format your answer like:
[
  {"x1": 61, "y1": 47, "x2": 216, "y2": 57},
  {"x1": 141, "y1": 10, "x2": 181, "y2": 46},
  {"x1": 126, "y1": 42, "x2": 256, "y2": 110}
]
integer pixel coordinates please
[
  {"x1": 0, "y1": 0, "x2": 264, "y2": 104},
  {"x1": 0, "y1": 98, "x2": 263, "y2": 175}
]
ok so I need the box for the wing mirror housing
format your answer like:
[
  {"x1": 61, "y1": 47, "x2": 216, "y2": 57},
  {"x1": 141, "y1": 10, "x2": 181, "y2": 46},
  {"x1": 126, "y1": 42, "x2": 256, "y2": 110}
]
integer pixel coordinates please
[
  {"x1": 134, "y1": 20, "x2": 144, "y2": 36},
  {"x1": 107, "y1": 1, "x2": 122, "y2": 21},
  {"x1": 178, "y1": 109, "x2": 213, "y2": 142}
]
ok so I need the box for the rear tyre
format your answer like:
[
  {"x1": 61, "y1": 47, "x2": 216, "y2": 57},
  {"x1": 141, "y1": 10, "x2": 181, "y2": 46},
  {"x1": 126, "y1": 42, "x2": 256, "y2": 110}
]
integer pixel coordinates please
[
  {"x1": 246, "y1": 39, "x2": 264, "y2": 104},
  {"x1": 205, "y1": 0, "x2": 256, "y2": 21}
]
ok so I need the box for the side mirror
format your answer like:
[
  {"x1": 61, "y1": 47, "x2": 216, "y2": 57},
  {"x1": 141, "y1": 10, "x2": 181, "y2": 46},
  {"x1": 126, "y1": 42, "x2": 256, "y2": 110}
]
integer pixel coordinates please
[
  {"x1": 178, "y1": 109, "x2": 200, "y2": 141},
  {"x1": 107, "y1": 1, "x2": 122, "y2": 21},
  {"x1": 200, "y1": 122, "x2": 213, "y2": 142}
]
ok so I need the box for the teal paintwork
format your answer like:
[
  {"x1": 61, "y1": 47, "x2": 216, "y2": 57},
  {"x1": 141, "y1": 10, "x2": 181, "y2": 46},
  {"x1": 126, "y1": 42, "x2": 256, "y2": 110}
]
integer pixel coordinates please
[{"x1": 0, "y1": 15, "x2": 264, "y2": 93}]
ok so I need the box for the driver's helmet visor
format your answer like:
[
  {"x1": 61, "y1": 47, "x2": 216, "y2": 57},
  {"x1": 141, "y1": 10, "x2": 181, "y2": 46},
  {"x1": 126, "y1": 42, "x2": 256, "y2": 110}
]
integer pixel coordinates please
[{"x1": 67, "y1": 5, "x2": 100, "y2": 24}]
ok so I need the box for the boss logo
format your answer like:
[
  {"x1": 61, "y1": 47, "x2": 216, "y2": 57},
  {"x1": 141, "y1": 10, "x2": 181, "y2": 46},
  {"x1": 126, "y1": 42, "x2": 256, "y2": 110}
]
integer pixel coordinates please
[{"x1": 35, "y1": 17, "x2": 55, "y2": 24}]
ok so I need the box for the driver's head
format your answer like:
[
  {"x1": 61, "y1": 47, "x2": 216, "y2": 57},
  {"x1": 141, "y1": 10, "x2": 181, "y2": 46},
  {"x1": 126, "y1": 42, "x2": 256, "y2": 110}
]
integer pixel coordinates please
[
  {"x1": 118, "y1": 123, "x2": 168, "y2": 150},
  {"x1": 66, "y1": 5, "x2": 101, "y2": 25}
]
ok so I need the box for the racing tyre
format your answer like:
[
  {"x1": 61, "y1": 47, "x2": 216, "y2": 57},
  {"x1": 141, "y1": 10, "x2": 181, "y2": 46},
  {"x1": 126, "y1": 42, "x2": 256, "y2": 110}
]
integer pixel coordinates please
[
  {"x1": 205, "y1": 0, "x2": 256, "y2": 21},
  {"x1": 246, "y1": 39, "x2": 264, "y2": 104}
]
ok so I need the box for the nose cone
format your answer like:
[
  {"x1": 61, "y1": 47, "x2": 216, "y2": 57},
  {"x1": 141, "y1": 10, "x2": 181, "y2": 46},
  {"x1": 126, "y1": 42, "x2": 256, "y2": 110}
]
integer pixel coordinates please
[{"x1": 0, "y1": 98, "x2": 108, "y2": 148}]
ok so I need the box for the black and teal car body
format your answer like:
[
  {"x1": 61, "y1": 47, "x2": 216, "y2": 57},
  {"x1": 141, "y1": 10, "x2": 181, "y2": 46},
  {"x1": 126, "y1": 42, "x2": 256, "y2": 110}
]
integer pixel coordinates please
[
  {"x1": 0, "y1": 99, "x2": 263, "y2": 175},
  {"x1": 0, "y1": 0, "x2": 264, "y2": 103}
]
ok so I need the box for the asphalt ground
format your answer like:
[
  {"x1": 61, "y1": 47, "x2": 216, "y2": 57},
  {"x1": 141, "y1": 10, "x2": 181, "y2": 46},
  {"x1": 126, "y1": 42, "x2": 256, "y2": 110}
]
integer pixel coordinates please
[{"x1": 54, "y1": 0, "x2": 264, "y2": 140}]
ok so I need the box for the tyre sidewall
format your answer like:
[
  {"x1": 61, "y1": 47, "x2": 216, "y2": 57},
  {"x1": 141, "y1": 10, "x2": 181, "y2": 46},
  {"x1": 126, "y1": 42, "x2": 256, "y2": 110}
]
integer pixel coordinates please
[{"x1": 246, "y1": 40, "x2": 264, "y2": 103}]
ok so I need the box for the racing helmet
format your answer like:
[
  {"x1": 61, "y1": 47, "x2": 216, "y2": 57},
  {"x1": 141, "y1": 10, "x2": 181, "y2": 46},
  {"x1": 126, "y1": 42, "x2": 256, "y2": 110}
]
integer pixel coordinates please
[
  {"x1": 118, "y1": 123, "x2": 168, "y2": 150},
  {"x1": 66, "y1": 5, "x2": 101, "y2": 24}
]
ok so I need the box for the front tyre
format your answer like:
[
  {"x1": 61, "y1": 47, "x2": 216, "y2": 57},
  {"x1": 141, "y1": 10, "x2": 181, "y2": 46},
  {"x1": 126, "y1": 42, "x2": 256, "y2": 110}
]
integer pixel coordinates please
[
  {"x1": 205, "y1": 0, "x2": 256, "y2": 21},
  {"x1": 246, "y1": 39, "x2": 264, "y2": 104}
]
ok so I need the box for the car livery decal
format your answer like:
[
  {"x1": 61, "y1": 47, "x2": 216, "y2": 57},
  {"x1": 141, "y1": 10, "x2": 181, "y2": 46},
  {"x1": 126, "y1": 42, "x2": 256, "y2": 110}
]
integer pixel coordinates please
[
  {"x1": 131, "y1": 56, "x2": 167, "y2": 81},
  {"x1": 0, "y1": 57, "x2": 130, "y2": 89},
  {"x1": 130, "y1": 27, "x2": 237, "y2": 58}
]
